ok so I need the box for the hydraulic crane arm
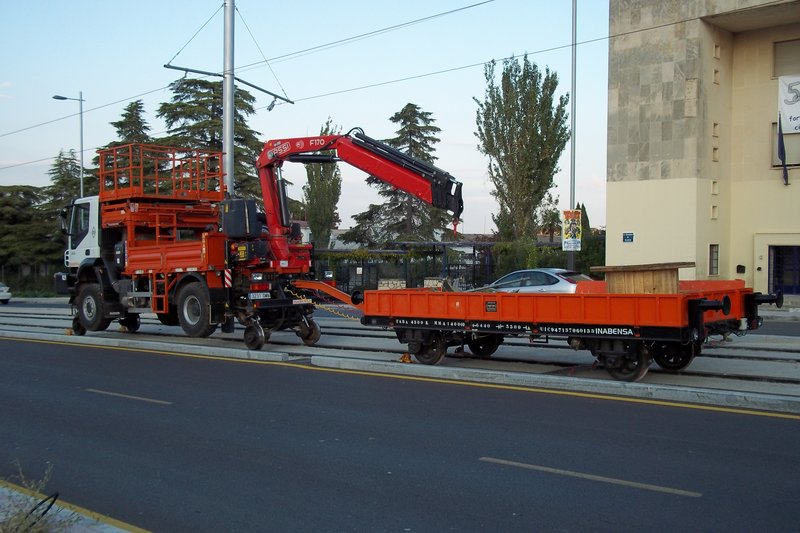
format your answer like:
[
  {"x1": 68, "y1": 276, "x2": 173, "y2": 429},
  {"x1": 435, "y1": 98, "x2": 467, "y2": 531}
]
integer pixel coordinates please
[
  {"x1": 255, "y1": 128, "x2": 464, "y2": 268},
  {"x1": 257, "y1": 128, "x2": 463, "y2": 222}
]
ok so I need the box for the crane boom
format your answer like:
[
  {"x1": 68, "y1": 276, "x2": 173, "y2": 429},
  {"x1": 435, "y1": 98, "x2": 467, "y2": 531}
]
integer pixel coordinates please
[{"x1": 256, "y1": 128, "x2": 464, "y2": 269}]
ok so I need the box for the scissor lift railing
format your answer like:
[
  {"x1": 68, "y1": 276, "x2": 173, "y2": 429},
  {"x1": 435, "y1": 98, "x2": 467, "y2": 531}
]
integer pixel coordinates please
[{"x1": 99, "y1": 144, "x2": 224, "y2": 203}]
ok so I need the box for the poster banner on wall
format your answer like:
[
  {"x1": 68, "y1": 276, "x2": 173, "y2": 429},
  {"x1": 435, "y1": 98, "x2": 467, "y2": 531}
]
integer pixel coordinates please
[
  {"x1": 561, "y1": 210, "x2": 582, "y2": 252},
  {"x1": 778, "y1": 74, "x2": 800, "y2": 185}
]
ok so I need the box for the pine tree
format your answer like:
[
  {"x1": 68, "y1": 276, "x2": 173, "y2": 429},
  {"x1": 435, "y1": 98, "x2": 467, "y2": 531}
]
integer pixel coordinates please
[
  {"x1": 302, "y1": 118, "x2": 342, "y2": 249},
  {"x1": 343, "y1": 103, "x2": 450, "y2": 245},
  {"x1": 111, "y1": 100, "x2": 151, "y2": 144},
  {"x1": 156, "y1": 78, "x2": 263, "y2": 201}
]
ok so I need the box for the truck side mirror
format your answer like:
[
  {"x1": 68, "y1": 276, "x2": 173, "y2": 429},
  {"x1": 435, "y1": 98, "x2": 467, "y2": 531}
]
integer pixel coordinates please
[{"x1": 59, "y1": 208, "x2": 70, "y2": 235}]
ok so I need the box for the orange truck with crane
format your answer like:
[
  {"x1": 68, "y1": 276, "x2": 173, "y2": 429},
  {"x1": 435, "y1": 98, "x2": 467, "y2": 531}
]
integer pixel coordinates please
[
  {"x1": 55, "y1": 127, "x2": 781, "y2": 382},
  {"x1": 55, "y1": 129, "x2": 464, "y2": 350}
]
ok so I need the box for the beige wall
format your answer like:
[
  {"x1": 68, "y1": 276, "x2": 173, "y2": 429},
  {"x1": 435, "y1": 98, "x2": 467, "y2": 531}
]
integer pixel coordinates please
[{"x1": 607, "y1": 0, "x2": 800, "y2": 292}]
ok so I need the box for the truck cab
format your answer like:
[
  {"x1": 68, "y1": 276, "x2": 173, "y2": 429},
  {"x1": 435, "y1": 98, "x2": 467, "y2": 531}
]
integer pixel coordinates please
[{"x1": 62, "y1": 196, "x2": 101, "y2": 269}]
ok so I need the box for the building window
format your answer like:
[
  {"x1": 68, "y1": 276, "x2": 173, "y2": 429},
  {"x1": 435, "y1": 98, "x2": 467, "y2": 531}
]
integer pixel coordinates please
[
  {"x1": 772, "y1": 123, "x2": 800, "y2": 166},
  {"x1": 712, "y1": 122, "x2": 720, "y2": 137},
  {"x1": 711, "y1": 205, "x2": 718, "y2": 219},
  {"x1": 709, "y1": 244, "x2": 720, "y2": 276},
  {"x1": 711, "y1": 180, "x2": 719, "y2": 195},
  {"x1": 714, "y1": 43, "x2": 721, "y2": 60},
  {"x1": 712, "y1": 146, "x2": 719, "y2": 162},
  {"x1": 713, "y1": 69, "x2": 720, "y2": 84},
  {"x1": 774, "y1": 39, "x2": 800, "y2": 77}
]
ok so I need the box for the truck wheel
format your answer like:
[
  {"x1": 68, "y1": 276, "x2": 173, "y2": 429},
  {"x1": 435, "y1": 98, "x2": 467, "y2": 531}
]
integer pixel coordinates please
[
  {"x1": 76, "y1": 283, "x2": 112, "y2": 332},
  {"x1": 177, "y1": 283, "x2": 217, "y2": 337},
  {"x1": 157, "y1": 309, "x2": 180, "y2": 326}
]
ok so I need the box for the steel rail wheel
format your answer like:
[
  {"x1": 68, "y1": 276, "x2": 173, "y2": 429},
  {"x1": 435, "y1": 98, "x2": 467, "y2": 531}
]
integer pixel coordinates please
[
  {"x1": 244, "y1": 322, "x2": 266, "y2": 350},
  {"x1": 651, "y1": 341, "x2": 696, "y2": 371},
  {"x1": 605, "y1": 345, "x2": 652, "y2": 382},
  {"x1": 415, "y1": 332, "x2": 447, "y2": 365},
  {"x1": 297, "y1": 318, "x2": 321, "y2": 346},
  {"x1": 119, "y1": 313, "x2": 141, "y2": 332},
  {"x1": 467, "y1": 333, "x2": 502, "y2": 358}
]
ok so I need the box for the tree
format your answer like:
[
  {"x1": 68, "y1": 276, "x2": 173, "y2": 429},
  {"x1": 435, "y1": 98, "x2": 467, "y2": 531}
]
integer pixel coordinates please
[
  {"x1": 539, "y1": 193, "x2": 561, "y2": 243},
  {"x1": 302, "y1": 118, "x2": 342, "y2": 249},
  {"x1": 343, "y1": 103, "x2": 451, "y2": 245},
  {"x1": 474, "y1": 55, "x2": 570, "y2": 240},
  {"x1": 0, "y1": 186, "x2": 62, "y2": 288},
  {"x1": 111, "y1": 100, "x2": 152, "y2": 144},
  {"x1": 156, "y1": 78, "x2": 263, "y2": 200}
]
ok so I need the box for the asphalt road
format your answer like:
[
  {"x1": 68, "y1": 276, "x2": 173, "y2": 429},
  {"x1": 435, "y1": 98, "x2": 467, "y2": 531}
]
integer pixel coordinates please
[{"x1": 2, "y1": 338, "x2": 799, "y2": 532}]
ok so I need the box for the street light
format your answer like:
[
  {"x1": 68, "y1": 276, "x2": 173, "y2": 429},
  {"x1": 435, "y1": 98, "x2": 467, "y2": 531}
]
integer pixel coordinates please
[{"x1": 52, "y1": 91, "x2": 85, "y2": 197}]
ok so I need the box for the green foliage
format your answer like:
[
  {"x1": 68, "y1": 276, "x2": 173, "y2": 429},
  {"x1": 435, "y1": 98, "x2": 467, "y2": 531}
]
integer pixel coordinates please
[
  {"x1": 491, "y1": 240, "x2": 537, "y2": 278},
  {"x1": 0, "y1": 186, "x2": 62, "y2": 270},
  {"x1": 111, "y1": 100, "x2": 152, "y2": 144},
  {"x1": 475, "y1": 55, "x2": 570, "y2": 240},
  {"x1": 156, "y1": 78, "x2": 263, "y2": 201},
  {"x1": 303, "y1": 118, "x2": 342, "y2": 249},
  {"x1": 574, "y1": 202, "x2": 606, "y2": 272},
  {"x1": 343, "y1": 103, "x2": 451, "y2": 245}
]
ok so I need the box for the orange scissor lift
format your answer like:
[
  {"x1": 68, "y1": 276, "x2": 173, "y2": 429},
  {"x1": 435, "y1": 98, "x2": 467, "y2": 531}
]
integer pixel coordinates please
[
  {"x1": 97, "y1": 144, "x2": 229, "y2": 320},
  {"x1": 294, "y1": 267, "x2": 782, "y2": 382}
]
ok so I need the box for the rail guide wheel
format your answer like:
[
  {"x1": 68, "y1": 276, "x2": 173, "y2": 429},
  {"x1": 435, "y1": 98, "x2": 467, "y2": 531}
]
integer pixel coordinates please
[
  {"x1": 244, "y1": 322, "x2": 266, "y2": 350},
  {"x1": 297, "y1": 318, "x2": 321, "y2": 346}
]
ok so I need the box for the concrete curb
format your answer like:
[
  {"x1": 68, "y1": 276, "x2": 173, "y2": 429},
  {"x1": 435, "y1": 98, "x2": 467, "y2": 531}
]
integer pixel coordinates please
[
  {"x1": 311, "y1": 356, "x2": 800, "y2": 415},
  {"x1": 2, "y1": 330, "x2": 293, "y2": 362}
]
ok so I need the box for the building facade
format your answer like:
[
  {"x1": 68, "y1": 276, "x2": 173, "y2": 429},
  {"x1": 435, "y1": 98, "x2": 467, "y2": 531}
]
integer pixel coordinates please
[{"x1": 606, "y1": 0, "x2": 800, "y2": 296}]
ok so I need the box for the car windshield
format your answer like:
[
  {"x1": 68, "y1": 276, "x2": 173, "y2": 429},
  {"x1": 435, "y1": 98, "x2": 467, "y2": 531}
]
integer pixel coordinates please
[{"x1": 558, "y1": 271, "x2": 593, "y2": 283}]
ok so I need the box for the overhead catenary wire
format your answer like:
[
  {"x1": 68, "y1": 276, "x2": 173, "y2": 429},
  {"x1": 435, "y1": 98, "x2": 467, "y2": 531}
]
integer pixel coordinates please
[
  {"x1": 234, "y1": 5, "x2": 289, "y2": 100},
  {"x1": 1, "y1": 0, "x2": 787, "y2": 173},
  {"x1": 0, "y1": 1, "x2": 491, "y2": 146}
]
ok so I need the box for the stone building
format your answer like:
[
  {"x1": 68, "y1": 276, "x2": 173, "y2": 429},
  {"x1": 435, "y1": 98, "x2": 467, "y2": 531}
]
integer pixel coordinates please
[{"x1": 606, "y1": 0, "x2": 800, "y2": 296}]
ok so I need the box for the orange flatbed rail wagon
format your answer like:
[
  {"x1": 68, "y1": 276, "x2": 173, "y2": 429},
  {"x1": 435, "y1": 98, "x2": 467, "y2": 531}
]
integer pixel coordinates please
[{"x1": 346, "y1": 279, "x2": 781, "y2": 382}]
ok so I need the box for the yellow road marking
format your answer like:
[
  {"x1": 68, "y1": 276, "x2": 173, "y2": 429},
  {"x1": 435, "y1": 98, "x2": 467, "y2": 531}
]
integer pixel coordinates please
[
  {"x1": 480, "y1": 456, "x2": 703, "y2": 498},
  {"x1": 0, "y1": 478, "x2": 151, "y2": 532},
  {"x1": 3, "y1": 336, "x2": 800, "y2": 420},
  {"x1": 85, "y1": 388, "x2": 172, "y2": 405}
]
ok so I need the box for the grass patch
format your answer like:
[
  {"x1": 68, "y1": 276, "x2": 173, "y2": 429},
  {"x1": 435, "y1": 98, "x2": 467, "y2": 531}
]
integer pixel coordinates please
[{"x1": 0, "y1": 463, "x2": 79, "y2": 533}]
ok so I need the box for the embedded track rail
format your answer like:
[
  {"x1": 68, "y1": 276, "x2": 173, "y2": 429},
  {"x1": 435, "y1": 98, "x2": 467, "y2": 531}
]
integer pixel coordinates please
[{"x1": 1, "y1": 307, "x2": 798, "y2": 387}]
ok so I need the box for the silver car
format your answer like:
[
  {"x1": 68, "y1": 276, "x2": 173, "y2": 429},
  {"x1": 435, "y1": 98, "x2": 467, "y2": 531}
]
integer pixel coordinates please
[
  {"x1": 0, "y1": 282, "x2": 10, "y2": 304},
  {"x1": 485, "y1": 268, "x2": 593, "y2": 294}
]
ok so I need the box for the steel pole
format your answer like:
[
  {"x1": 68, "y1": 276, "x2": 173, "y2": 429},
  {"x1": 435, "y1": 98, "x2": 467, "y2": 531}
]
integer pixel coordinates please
[
  {"x1": 567, "y1": 0, "x2": 577, "y2": 270},
  {"x1": 79, "y1": 90, "x2": 84, "y2": 197},
  {"x1": 223, "y1": 0, "x2": 235, "y2": 195}
]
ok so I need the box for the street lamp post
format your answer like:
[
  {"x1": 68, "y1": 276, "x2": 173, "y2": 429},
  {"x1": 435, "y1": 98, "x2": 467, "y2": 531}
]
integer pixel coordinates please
[{"x1": 52, "y1": 91, "x2": 85, "y2": 197}]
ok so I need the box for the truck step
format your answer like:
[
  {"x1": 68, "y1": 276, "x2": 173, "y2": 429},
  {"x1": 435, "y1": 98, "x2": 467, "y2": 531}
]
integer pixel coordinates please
[{"x1": 128, "y1": 291, "x2": 153, "y2": 297}]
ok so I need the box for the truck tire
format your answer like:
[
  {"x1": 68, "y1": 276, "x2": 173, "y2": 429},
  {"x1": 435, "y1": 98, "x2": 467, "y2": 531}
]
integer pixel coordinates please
[
  {"x1": 76, "y1": 283, "x2": 112, "y2": 332},
  {"x1": 177, "y1": 282, "x2": 217, "y2": 337},
  {"x1": 156, "y1": 309, "x2": 180, "y2": 326}
]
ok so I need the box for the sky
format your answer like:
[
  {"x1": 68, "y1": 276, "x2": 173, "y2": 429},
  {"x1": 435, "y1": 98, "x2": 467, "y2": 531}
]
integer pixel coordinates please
[{"x1": 0, "y1": 0, "x2": 609, "y2": 235}]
